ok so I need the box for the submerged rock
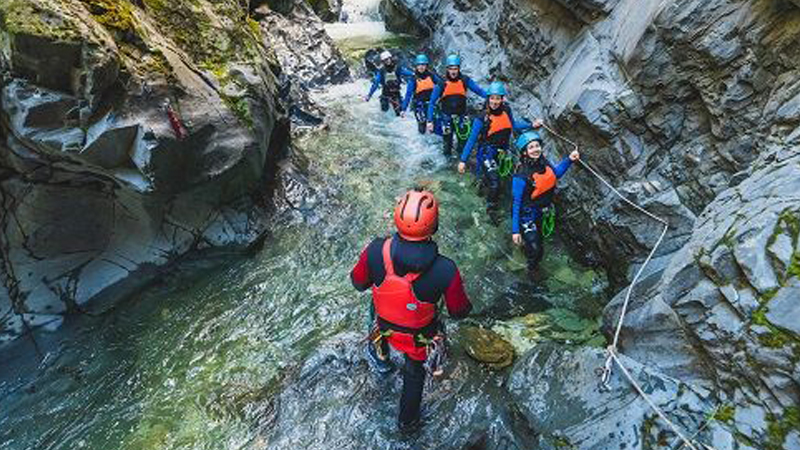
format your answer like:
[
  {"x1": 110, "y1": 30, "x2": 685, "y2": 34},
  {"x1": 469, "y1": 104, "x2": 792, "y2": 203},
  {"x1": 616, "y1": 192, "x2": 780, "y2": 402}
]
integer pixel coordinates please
[{"x1": 461, "y1": 326, "x2": 515, "y2": 369}]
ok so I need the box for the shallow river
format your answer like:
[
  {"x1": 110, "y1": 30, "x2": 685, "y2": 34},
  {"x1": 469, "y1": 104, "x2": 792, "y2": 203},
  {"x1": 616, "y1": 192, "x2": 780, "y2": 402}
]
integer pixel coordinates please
[{"x1": 0, "y1": 50, "x2": 609, "y2": 450}]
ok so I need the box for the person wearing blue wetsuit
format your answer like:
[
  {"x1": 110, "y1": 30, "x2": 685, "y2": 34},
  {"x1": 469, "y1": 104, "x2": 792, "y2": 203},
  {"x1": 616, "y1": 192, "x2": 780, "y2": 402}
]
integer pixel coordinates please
[
  {"x1": 511, "y1": 130, "x2": 580, "y2": 276},
  {"x1": 457, "y1": 82, "x2": 531, "y2": 220},
  {"x1": 364, "y1": 51, "x2": 414, "y2": 115},
  {"x1": 425, "y1": 55, "x2": 486, "y2": 157},
  {"x1": 400, "y1": 54, "x2": 443, "y2": 134}
]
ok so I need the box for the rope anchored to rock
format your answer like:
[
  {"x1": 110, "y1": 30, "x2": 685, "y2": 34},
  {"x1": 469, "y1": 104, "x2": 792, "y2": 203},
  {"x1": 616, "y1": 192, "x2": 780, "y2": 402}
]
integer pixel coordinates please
[{"x1": 540, "y1": 123, "x2": 708, "y2": 450}]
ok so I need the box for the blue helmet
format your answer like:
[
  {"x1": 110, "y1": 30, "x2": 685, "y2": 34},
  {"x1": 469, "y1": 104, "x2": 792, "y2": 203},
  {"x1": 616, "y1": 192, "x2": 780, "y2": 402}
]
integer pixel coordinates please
[
  {"x1": 516, "y1": 131, "x2": 543, "y2": 151},
  {"x1": 487, "y1": 81, "x2": 507, "y2": 97},
  {"x1": 445, "y1": 54, "x2": 461, "y2": 67},
  {"x1": 414, "y1": 54, "x2": 430, "y2": 65}
]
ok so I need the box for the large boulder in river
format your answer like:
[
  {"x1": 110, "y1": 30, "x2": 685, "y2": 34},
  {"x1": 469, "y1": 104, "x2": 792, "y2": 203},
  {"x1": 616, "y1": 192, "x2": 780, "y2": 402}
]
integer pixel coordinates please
[
  {"x1": 0, "y1": 0, "x2": 292, "y2": 344},
  {"x1": 603, "y1": 149, "x2": 800, "y2": 449}
]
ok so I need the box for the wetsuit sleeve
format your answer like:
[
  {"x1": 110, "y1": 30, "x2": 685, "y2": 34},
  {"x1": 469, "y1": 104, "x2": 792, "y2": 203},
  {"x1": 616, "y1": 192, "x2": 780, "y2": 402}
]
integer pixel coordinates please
[
  {"x1": 367, "y1": 72, "x2": 382, "y2": 100},
  {"x1": 443, "y1": 269, "x2": 471, "y2": 318},
  {"x1": 399, "y1": 67, "x2": 415, "y2": 80},
  {"x1": 552, "y1": 156, "x2": 573, "y2": 178},
  {"x1": 465, "y1": 77, "x2": 487, "y2": 99},
  {"x1": 511, "y1": 176, "x2": 526, "y2": 234},
  {"x1": 350, "y1": 245, "x2": 372, "y2": 291},
  {"x1": 508, "y1": 109, "x2": 531, "y2": 132},
  {"x1": 401, "y1": 78, "x2": 415, "y2": 112},
  {"x1": 432, "y1": 72, "x2": 444, "y2": 85},
  {"x1": 460, "y1": 117, "x2": 483, "y2": 162},
  {"x1": 427, "y1": 84, "x2": 443, "y2": 122}
]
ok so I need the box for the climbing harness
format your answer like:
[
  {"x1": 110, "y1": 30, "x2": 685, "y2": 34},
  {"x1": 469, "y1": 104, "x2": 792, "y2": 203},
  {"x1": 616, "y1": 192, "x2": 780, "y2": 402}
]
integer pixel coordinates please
[
  {"x1": 369, "y1": 325, "x2": 391, "y2": 361},
  {"x1": 453, "y1": 115, "x2": 471, "y2": 142},
  {"x1": 541, "y1": 123, "x2": 709, "y2": 450},
  {"x1": 521, "y1": 220, "x2": 537, "y2": 235},
  {"x1": 497, "y1": 150, "x2": 515, "y2": 177},
  {"x1": 541, "y1": 206, "x2": 556, "y2": 238},
  {"x1": 422, "y1": 334, "x2": 446, "y2": 377},
  {"x1": 414, "y1": 101, "x2": 427, "y2": 124}
]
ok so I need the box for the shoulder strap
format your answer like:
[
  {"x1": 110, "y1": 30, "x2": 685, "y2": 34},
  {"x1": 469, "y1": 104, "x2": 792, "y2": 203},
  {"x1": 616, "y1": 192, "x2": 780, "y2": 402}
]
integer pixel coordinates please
[
  {"x1": 381, "y1": 238, "x2": 395, "y2": 276},
  {"x1": 382, "y1": 237, "x2": 424, "y2": 281}
]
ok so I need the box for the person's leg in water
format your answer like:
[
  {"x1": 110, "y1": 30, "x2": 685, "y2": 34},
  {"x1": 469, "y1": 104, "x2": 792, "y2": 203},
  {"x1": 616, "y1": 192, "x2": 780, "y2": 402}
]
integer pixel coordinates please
[
  {"x1": 441, "y1": 115, "x2": 454, "y2": 157},
  {"x1": 390, "y1": 93, "x2": 402, "y2": 116},
  {"x1": 415, "y1": 100, "x2": 427, "y2": 134},
  {"x1": 380, "y1": 95, "x2": 390, "y2": 112},
  {"x1": 453, "y1": 115, "x2": 468, "y2": 158},
  {"x1": 481, "y1": 147, "x2": 502, "y2": 223},
  {"x1": 521, "y1": 214, "x2": 545, "y2": 278},
  {"x1": 398, "y1": 354, "x2": 426, "y2": 432}
]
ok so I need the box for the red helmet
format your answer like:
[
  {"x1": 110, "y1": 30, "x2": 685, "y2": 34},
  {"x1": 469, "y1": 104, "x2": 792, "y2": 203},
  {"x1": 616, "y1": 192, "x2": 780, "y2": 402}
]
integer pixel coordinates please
[{"x1": 394, "y1": 189, "x2": 439, "y2": 241}]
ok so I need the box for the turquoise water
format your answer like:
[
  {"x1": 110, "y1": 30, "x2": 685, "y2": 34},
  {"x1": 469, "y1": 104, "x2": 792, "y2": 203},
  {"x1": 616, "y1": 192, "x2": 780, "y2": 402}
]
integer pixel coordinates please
[{"x1": 0, "y1": 78, "x2": 607, "y2": 450}]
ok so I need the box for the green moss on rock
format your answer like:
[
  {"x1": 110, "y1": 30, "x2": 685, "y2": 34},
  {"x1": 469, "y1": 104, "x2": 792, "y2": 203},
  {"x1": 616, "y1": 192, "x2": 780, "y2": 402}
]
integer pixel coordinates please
[
  {"x1": 221, "y1": 94, "x2": 253, "y2": 128},
  {"x1": 79, "y1": 0, "x2": 138, "y2": 32},
  {"x1": 712, "y1": 404, "x2": 736, "y2": 423},
  {"x1": 764, "y1": 407, "x2": 800, "y2": 450},
  {"x1": 0, "y1": 0, "x2": 82, "y2": 41}
]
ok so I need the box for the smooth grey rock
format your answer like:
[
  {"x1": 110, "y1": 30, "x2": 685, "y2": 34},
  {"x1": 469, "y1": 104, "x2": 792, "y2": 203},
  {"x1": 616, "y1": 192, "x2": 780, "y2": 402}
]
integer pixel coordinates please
[
  {"x1": 768, "y1": 230, "x2": 795, "y2": 276},
  {"x1": 786, "y1": 430, "x2": 800, "y2": 450},
  {"x1": 0, "y1": 0, "x2": 314, "y2": 346},
  {"x1": 765, "y1": 285, "x2": 800, "y2": 335},
  {"x1": 708, "y1": 423, "x2": 735, "y2": 450},
  {"x1": 733, "y1": 404, "x2": 767, "y2": 438},
  {"x1": 508, "y1": 344, "x2": 711, "y2": 450}
]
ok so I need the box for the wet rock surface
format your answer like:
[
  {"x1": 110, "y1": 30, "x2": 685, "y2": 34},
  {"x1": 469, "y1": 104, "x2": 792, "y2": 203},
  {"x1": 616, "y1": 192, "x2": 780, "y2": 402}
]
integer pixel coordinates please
[
  {"x1": 0, "y1": 0, "x2": 347, "y2": 344},
  {"x1": 255, "y1": 332, "x2": 536, "y2": 450}
]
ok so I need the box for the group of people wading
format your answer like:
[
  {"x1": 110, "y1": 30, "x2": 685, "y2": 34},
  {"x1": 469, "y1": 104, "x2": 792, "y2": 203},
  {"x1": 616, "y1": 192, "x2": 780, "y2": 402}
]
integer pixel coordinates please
[{"x1": 354, "y1": 51, "x2": 581, "y2": 433}]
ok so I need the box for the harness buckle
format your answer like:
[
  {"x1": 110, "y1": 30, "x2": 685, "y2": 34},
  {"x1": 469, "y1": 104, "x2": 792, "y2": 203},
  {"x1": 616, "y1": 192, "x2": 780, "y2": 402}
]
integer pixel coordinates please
[{"x1": 522, "y1": 221, "x2": 538, "y2": 234}]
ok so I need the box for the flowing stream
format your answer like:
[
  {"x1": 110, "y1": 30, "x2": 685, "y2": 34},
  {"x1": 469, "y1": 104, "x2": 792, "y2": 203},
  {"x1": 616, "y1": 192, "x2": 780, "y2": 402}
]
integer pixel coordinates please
[{"x1": 0, "y1": 26, "x2": 610, "y2": 450}]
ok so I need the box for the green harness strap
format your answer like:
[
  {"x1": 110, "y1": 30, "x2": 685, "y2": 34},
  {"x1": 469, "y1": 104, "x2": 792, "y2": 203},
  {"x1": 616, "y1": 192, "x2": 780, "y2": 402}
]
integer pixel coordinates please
[
  {"x1": 542, "y1": 207, "x2": 556, "y2": 238},
  {"x1": 497, "y1": 151, "x2": 515, "y2": 178},
  {"x1": 453, "y1": 116, "x2": 472, "y2": 142}
]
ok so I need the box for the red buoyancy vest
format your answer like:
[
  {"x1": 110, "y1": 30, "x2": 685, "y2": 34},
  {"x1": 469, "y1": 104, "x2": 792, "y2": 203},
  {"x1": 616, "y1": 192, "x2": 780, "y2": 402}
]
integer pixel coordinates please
[
  {"x1": 372, "y1": 238, "x2": 436, "y2": 329},
  {"x1": 416, "y1": 76, "x2": 435, "y2": 94},
  {"x1": 531, "y1": 166, "x2": 557, "y2": 200},
  {"x1": 487, "y1": 110, "x2": 512, "y2": 137}
]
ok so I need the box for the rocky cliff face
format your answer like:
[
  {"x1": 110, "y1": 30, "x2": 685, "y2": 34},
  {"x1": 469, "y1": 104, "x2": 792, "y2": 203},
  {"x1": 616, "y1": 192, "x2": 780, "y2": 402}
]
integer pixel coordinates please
[
  {"x1": 0, "y1": 0, "x2": 346, "y2": 345},
  {"x1": 383, "y1": 0, "x2": 800, "y2": 448}
]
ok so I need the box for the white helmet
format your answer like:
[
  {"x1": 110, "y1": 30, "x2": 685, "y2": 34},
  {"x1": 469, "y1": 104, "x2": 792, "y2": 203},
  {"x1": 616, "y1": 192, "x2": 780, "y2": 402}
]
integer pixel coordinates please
[{"x1": 380, "y1": 51, "x2": 393, "y2": 61}]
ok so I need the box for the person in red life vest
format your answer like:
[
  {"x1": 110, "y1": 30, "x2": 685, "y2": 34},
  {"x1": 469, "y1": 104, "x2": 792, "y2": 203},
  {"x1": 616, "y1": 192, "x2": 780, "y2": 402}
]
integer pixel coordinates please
[
  {"x1": 400, "y1": 54, "x2": 443, "y2": 134},
  {"x1": 457, "y1": 81, "x2": 531, "y2": 222},
  {"x1": 511, "y1": 130, "x2": 580, "y2": 277},
  {"x1": 425, "y1": 54, "x2": 487, "y2": 157},
  {"x1": 350, "y1": 188, "x2": 472, "y2": 432}
]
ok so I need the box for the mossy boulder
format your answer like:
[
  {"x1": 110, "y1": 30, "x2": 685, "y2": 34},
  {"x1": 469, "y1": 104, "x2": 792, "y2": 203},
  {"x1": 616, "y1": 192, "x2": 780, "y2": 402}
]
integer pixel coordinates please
[{"x1": 461, "y1": 325, "x2": 516, "y2": 369}]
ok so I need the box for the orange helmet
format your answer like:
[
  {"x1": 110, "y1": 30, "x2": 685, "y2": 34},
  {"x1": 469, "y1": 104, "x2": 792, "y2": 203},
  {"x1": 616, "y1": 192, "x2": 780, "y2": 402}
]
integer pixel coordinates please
[{"x1": 394, "y1": 189, "x2": 439, "y2": 241}]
